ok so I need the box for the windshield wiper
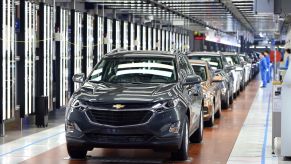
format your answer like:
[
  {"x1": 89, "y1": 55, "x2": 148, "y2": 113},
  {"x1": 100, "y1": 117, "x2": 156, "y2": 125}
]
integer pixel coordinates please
[{"x1": 88, "y1": 80, "x2": 106, "y2": 83}]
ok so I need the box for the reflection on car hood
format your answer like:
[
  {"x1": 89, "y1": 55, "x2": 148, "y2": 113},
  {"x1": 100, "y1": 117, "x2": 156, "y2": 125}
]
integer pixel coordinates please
[{"x1": 74, "y1": 82, "x2": 177, "y2": 103}]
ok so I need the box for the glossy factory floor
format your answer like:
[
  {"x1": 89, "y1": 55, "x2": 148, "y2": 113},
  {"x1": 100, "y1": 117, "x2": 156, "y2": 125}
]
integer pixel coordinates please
[{"x1": 1, "y1": 78, "x2": 291, "y2": 164}]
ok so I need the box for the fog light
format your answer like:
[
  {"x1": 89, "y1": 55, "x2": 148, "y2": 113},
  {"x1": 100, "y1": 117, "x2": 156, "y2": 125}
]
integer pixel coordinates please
[
  {"x1": 169, "y1": 121, "x2": 181, "y2": 134},
  {"x1": 66, "y1": 121, "x2": 82, "y2": 133}
]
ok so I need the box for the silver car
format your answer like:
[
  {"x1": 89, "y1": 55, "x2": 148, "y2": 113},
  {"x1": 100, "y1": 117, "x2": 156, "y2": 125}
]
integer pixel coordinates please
[{"x1": 222, "y1": 52, "x2": 244, "y2": 96}]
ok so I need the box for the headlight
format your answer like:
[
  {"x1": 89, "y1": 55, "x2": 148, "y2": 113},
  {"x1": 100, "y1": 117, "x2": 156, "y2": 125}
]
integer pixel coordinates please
[
  {"x1": 66, "y1": 98, "x2": 86, "y2": 119},
  {"x1": 71, "y1": 99, "x2": 80, "y2": 107},
  {"x1": 70, "y1": 99, "x2": 86, "y2": 110},
  {"x1": 152, "y1": 98, "x2": 179, "y2": 112}
]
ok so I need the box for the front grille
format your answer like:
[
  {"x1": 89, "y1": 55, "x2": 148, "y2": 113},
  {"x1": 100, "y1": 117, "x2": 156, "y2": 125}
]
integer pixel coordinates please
[
  {"x1": 86, "y1": 110, "x2": 153, "y2": 126},
  {"x1": 86, "y1": 133, "x2": 152, "y2": 143},
  {"x1": 81, "y1": 101, "x2": 154, "y2": 109}
]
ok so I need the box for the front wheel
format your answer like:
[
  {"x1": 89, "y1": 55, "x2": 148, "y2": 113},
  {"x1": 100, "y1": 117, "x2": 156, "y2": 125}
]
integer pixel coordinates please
[
  {"x1": 205, "y1": 104, "x2": 215, "y2": 127},
  {"x1": 240, "y1": 78, "x2": 245, "y2": 91},
  {"x1": 222, "y1": 90, "x2": 230, "y2": 109},
  {"x1": 229, "y1": 91, "x2": 234, "y2": 104},
  {"x1": 67, "y1": 143, "x2": 87, "y2": 159},
  {"x1": 190, "y1": 110, "x2": 203, "y2": 143},
  {"x1": 171, "y1": 120, "x2": 189, "y2": 161},
  {"x1": 215, "y1": 102, "x2": 222, "y2": 118}
]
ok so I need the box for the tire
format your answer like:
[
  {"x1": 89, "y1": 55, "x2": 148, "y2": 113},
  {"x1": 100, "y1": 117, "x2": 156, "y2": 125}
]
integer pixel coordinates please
[
  {"x1": 240, "y1": 78, "x2": 245, "y2": 91},
  {"x1": 205, "y1": 104, "x2": 215, "y2": 127},
  {"x1": 229, "y1": 92, "x2": 234, "y2": 104},
  {"x1": 222, "y1": 91, "x2": 230, "y2": 109},
  {"x1": 171, "y1": 120, "x2": 189, "y2": 161},
  {"x1": 67, "y1": 143, "x2": 87, "y2": 159},
  {"x1": 215, "y1": 102, "x2": 222, "y2": 118},
  {"x1": 190, "y1": 110, "x2": 203, "y2": 143}
]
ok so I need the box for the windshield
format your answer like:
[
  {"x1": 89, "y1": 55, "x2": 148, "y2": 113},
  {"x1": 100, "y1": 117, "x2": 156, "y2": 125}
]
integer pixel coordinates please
[
  {"x1": 192, "y1": 65, "x2": 207, "y2": 81},
  {"x1": 225, "y1": 55, "x2": 240, "y2": 65},
  {"x1": 188, "y1": 56, "x2": 223, "y2": 70},
  {"x1": 89, "y1": 57, "x2": 177, "y2": 84}
]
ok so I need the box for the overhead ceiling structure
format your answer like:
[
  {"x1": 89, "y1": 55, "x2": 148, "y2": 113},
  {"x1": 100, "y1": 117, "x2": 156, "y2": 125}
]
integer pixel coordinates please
[
  {"x1": 232, "y1": 0, "x2": 280, "y2": 38},
  {"x1": 84, "y1": 0, "x2": 255, "y2": 34},
  {"x1": 58, "y1": 0, "x2": 282, "y2": 39}
]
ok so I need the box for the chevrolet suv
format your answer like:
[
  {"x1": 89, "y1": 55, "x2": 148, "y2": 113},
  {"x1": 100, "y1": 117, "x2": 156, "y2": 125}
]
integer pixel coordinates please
[{"x1": 65, "y1": 51, "x2": 204, "y2": 161}]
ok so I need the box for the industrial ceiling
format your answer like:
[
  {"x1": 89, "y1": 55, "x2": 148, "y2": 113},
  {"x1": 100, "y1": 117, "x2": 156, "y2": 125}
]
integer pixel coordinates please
[{"x1": 56, "y1": 0, "x2": 281, "y2": 39}]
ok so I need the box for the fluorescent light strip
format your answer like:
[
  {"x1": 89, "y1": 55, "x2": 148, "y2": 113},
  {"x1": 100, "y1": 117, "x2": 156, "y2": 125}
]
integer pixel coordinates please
[
  {"x1": 116, "y1": 69, "x2": 172, "y2": 77},
  {"x1": 2, "y1": 0, "x2": 7, "y2": 119},
  {"x1": 148, "y1": 27, "x2": 152, "y2": 50},
  {"x1": 118, "y1": 63, "x2": 174, "y2": 70},
  {"x1": 142, "y1": 26, "x2": 146, "y2": 51},
  {"x1": 123, "y1": 22, "x2": 128, "y2": 50}
]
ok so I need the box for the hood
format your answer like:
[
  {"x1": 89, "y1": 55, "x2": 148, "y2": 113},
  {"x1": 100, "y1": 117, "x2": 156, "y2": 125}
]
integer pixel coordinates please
[{"x1": 74, "y1": 82, "x2": 177, "y2": 103}]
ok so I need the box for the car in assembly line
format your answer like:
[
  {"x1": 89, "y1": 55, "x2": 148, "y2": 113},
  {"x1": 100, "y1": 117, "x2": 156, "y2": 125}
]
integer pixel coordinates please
[
  {"x1": 187, "y1": 52, "x2": 234, "y2": 109},
  {"x1": 239, "y1": 53, "x2": 253, "y2": 83},
  {"x1": 189, "y1": 60, "x2": 223, "y2": 127},
  {"x1": 65, "y1": 50, "x2": 204, "y2": 161},
  {"x1": 247, "y1": 52, "x2": 260, "y2": 78},
  {"x1": 222, "y1": 52, "x2": 245, "y2": 95}
]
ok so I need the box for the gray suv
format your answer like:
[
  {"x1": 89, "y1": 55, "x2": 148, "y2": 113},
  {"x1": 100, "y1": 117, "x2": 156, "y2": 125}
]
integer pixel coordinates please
[{"x1": 65, "y1": 51, "x2": 204, "y2": 161}]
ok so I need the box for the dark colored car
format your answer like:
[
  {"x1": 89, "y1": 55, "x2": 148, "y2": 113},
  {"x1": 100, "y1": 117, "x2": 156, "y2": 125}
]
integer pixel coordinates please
[
  {"x1": 65, "y1": 51, "x2": 204, "y2": 161},
  {"x1": 190, "y1": 60, "x2": 223, "y2": 127},
  {"x1": 187, "y1": 52, "x2": 234, "y2": 109}
]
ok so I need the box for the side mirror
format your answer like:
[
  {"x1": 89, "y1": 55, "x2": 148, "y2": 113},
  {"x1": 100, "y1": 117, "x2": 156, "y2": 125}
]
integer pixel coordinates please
[
  {"x1": 72, "y1": 73, "x2": 85, "y2": 83},
  {"x1": 183, "y1": 75, "x2": 202, "y2": 85},
  {"x1": 212, "y1": 75, "x2": 224, "y2": 82}
]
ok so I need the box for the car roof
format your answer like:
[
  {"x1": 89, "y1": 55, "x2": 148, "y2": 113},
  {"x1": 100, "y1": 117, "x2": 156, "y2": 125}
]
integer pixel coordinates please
[
  {"x1": 188, "y1": 51, "x2": 221, "y2": 57},
  {"x1": 222, "y1": 52, "x2": 237, "y2": 56},
  {"x1": 189, "y1": 60, "x2": 208, "y2": 66},
  {"x1": 105, "y1": 50, "x2": 176, "y2": 58}
]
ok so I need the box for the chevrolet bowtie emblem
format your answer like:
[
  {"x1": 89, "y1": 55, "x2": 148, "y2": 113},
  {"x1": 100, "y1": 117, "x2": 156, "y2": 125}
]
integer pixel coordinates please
[{"x1": 113, "y1": 104, "x2": 125, "y2": 109}]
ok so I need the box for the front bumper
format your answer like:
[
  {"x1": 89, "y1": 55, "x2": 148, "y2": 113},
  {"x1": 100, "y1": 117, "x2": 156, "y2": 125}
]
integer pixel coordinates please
[
  {"x1": 65, "y1": 107, "x2": 185, "y2": 151},
  {"x1": 66, "y1": 134, "x2": 181, "y2": 151}
]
